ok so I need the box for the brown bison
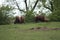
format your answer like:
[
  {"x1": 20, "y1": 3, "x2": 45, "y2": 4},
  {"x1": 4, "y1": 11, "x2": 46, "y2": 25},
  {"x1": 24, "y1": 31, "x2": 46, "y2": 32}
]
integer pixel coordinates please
[
  {"x1": 14, "y1": 16, "x2": 25, "y2": 24},
  {"x1": 35, "y1": 15, "x2": 48, "y2": 22}
]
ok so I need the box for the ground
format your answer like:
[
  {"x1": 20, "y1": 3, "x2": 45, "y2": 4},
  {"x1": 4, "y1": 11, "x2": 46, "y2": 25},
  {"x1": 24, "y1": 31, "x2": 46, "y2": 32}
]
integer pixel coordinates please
[{"x1": 0, "y1": 22, "x2": 60, "y2": 40}]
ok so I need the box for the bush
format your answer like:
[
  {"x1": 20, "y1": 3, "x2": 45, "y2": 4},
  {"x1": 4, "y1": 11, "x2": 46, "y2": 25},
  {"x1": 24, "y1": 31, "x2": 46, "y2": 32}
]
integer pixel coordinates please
[
  {"x1": 49, "y1": 10, "x2": 60, "y2": 21},
  {"x1": 25, "y1": 11, "x2": 35, "y2": 23},
  {"x1": 0, "y1": 5, "x2": 14, "y2": 25}
]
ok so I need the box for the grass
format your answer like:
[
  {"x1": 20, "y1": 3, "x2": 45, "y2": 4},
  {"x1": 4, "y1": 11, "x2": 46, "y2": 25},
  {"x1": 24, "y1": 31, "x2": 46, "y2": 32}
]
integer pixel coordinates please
[{"x1": 0, "y1": 22, "x2": 60, "y2": 40}]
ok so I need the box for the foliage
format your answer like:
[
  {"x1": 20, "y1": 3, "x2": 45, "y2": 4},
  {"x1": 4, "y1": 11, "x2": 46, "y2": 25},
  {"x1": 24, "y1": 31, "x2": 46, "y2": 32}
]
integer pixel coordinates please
[
  {"x1": 48, "y1": 0, "x2": 60, "y2": 21},
  {"x1": 0, "y1": 5, "x2": 14, "y2": 25},
  {"x1": 25, "y1": 11, "x2": 35, "y2": 22},
  {"x1": 53, "y1": 0, "x2": 60, "y2": 10},
  {"x1": 48, "y1": 10, "x2": 60, "y2": 21}
]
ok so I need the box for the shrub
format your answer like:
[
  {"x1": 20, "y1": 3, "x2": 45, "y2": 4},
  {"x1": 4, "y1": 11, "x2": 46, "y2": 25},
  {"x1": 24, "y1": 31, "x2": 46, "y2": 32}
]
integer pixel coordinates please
[
  {"x1": 0, "y1": 5, "x2": 14, "y2": 25},
  {"x1": 25, "y1": 11, "x2": 35, "y2": 23},
  {"x1": 49, "y1": 10, "x2": 60, "y2": 21}
]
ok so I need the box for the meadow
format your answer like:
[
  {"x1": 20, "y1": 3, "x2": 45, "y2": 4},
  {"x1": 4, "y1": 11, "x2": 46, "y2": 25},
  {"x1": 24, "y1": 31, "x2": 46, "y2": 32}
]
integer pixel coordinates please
[{"x1": 0, "y1": 22, "x2": 60, "y2": 40}]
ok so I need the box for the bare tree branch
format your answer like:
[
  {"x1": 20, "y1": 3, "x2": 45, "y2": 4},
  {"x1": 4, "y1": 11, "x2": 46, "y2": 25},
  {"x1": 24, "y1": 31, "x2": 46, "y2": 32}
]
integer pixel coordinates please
[
  {"x1": 44, "y1": 6, "x2": 52, "y2": 12},
  {"x1": 24, "y1": 0, "x2": 28, "y2": 11},
  {"x1": 31, "y1": 0, "x2": 39, "y2": 12},
  {"x1": 15, "y1": 0, "x2": 26, "y2": 13},
  {"x1": 44, "y1": 0, "x2": 53, "y2": 12},
  {"x1": 50, "y1": 1, "x2": 53, "y2": 12}
]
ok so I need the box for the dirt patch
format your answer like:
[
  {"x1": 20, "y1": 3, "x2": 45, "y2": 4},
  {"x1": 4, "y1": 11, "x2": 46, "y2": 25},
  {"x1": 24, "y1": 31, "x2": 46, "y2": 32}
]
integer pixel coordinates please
[{"x1": 29, "y1": 27, "x2": 60, "y2": 31}]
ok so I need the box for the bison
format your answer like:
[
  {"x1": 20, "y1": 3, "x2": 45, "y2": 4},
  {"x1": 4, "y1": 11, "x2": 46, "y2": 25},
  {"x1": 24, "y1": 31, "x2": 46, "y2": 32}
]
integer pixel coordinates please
[
  {"x1": 35, "y1": 15, "x2": 48, "y2": 22},
  {"x1": 14, "y1": 16, "x2": 25, "y2": 24}
]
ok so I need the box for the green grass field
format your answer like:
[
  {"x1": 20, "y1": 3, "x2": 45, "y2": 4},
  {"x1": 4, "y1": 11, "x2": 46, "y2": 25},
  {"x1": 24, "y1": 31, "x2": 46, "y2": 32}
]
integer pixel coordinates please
[{"x1": 0, "y1": 22, "x2": 60, "y2": 40}]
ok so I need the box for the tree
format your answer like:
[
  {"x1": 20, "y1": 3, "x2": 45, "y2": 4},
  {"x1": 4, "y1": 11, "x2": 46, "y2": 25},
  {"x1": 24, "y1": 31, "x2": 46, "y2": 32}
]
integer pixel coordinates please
[
  {"x1": 48, "y1": 0, "x2": 60, "y2": 21},
  {"x1": 53, "y1": 0, "x2": 60, "y2": 10},
  {"x1": 0, "y1": 5, "x2": 14, "y2": 25}
]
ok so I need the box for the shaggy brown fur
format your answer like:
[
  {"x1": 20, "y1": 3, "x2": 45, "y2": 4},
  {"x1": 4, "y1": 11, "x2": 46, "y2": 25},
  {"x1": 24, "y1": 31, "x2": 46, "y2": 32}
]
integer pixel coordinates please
[
  {"x1": 14, "y1": 16, "x2": 25, "y2": 24},
  {"x1": 35, "y1": 15, "x2": 48, "y2": 22}
]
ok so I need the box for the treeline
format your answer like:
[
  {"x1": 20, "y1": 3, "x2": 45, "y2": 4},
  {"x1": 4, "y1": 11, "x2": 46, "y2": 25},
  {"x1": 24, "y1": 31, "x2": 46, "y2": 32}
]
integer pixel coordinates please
[{"x1": 0, "y1": 0, "x2": 60, "y2": 25}]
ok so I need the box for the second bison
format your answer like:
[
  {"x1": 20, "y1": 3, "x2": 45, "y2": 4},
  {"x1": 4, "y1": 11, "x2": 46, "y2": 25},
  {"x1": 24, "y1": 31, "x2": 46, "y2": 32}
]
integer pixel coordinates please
[{"x1": 35, "y1": 15, "x2": 49, "y2": 22}]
